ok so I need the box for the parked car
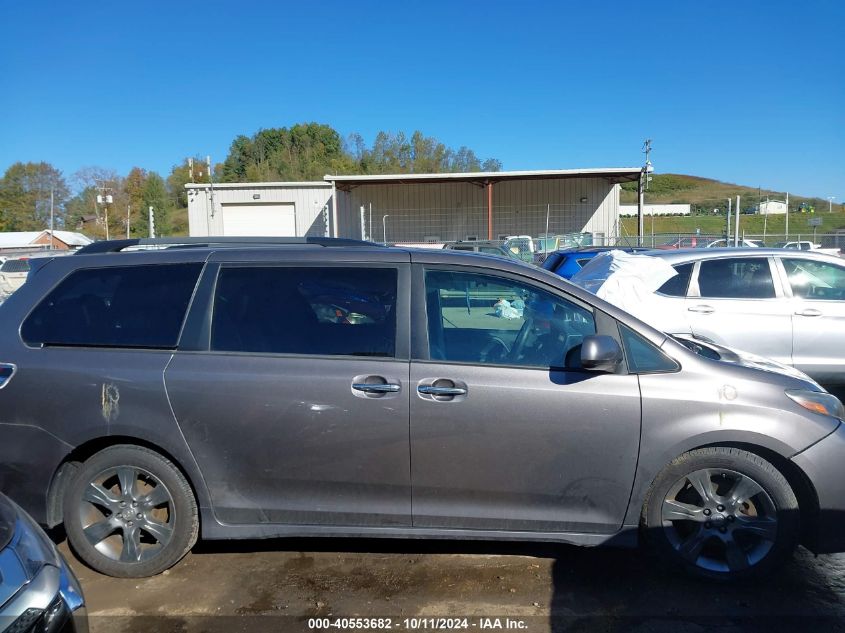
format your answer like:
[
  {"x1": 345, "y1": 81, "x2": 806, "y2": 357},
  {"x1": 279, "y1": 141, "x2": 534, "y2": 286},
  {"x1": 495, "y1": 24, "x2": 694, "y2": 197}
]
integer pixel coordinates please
[
  {"x1": 774, "y1": 241, "x2": 841, "y2": 257},
  {"x1": 706, "y1": 238, "x2": 764, "y2": 248},
  {"x1": 442, "y1": 240, "x2": 522, "y2": 261},
  {"x1": 542, "y1": 246, "x2": 653, "y2": 279},
  {"x1": 502, "y1": 235, "x2": 535, "y2": 262},
  {"x1": 0, "y1": 257, "x2": 31, "y2": 293},
  {"x1": 534, "y1": 233, "x2": 593, "y2": 259},
  {"x1": 573, "y1": 248, "x2": 845, "y2": 392},
  {"x1": 0, "y1": 252, "x2": 74, "y2": 295},
  {"x1": 0, "y1": 492, "x2": 86, "y2": 633},
  {"x1": 1, "y1": 237, "x2": 844, "y2": 582}
]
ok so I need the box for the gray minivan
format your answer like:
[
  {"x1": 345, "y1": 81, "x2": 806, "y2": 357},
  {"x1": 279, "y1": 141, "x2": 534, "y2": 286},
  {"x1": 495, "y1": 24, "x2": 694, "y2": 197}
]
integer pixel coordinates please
[{"x1": 0, "y1": 237, "x2": 843, "y2": 580}]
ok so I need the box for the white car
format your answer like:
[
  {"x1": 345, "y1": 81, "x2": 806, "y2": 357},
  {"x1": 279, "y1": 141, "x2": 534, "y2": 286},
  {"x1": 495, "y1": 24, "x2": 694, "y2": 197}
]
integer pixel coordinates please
[{"x1": 572, "y1": 248, "x2": 845, "y2": 391}]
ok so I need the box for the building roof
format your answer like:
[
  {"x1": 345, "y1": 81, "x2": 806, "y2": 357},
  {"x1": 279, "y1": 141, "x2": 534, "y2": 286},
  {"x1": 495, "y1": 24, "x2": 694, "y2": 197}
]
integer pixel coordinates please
[
  {"x1": 185, "y1": 181, "x2": 330, "y2": 190},
  {"x1": 0, "y1": 230, "x2": 93, "y2": 248},
  {"x1": 324, "y1": 168, "x2": 642, "y2": 190}
]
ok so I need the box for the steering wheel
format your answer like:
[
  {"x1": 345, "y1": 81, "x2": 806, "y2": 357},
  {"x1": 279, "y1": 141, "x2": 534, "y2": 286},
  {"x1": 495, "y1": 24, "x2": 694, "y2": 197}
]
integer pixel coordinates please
[
  {"x1": 479, "y1": 336, "x2": 511, "y2": 363},
  {"x1": 508, "y1": 319, "x2": 534, "y2": 363}
]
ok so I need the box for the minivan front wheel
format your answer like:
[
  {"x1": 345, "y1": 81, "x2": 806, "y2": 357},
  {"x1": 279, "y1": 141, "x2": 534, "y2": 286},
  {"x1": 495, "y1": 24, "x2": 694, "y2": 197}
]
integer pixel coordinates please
[
  {"x1": 643, "y1": 447, "x2": 799, "y2": 580},
  {"x1": 63, "y1": 445, "x2": 198, "y2": 577}
]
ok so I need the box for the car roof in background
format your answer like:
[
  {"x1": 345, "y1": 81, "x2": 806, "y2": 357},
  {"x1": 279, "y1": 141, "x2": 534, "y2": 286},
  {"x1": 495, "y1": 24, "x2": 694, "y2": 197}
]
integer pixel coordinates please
[{"x1": 633, "y1": 247, "x2": 845, "y2": 264}]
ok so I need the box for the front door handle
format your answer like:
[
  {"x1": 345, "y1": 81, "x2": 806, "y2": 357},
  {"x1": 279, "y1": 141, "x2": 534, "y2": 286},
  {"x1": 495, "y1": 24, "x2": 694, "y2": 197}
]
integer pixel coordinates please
[
  {"x1": 688, "y1": 305, "x2": 715, "y2": 314},
  {"x1": 417, "y1": 385, "x2": 467, "y2": 396},
  {"x1": 795, "y1": 308, "x2": 823, "y2": 317},
  {"x1": 352, "y1": 383, "x2": 401, "y2": 394}
]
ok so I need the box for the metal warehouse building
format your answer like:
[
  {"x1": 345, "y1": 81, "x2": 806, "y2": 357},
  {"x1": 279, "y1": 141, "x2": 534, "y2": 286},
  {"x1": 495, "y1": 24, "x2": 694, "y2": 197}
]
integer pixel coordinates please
[{"x1": 187, "y1": 168, "x2": 642, "y2": 244}]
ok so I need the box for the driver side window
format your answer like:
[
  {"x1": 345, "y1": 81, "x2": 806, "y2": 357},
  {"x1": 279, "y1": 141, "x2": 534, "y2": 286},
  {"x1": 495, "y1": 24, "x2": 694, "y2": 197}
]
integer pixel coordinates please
[{"x1": 424, "y1": 269, "x2": 595, "y2": 369}]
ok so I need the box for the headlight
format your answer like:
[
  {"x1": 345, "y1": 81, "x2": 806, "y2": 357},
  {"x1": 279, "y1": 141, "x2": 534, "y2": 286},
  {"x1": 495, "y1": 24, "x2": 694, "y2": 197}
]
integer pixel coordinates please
[{"x1": 786, "y1": 389, "x2": 845, "y2": 419}]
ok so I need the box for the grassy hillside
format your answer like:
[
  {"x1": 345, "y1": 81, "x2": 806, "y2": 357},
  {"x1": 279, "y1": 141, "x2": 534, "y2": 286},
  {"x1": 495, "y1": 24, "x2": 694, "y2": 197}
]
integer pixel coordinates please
[
  {"x1": 620, "y1": 211, "x2": 845, "y2": 241},
  {"x1": 620, "y1": 173, "x2": 841, "y2": 215}
]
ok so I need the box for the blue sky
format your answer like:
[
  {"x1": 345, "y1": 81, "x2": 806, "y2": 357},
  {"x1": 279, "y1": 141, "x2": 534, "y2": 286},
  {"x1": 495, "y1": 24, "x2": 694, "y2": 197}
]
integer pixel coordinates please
[{"x1": 1, "y1": 1, "x2": 843, "y2": 199}]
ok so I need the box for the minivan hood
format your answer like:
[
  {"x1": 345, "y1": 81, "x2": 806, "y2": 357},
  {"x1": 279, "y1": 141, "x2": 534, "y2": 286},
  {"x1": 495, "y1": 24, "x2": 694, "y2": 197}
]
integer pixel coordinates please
[{"x1": 671, "y1": 334, "x2": 822, "y2": 389}]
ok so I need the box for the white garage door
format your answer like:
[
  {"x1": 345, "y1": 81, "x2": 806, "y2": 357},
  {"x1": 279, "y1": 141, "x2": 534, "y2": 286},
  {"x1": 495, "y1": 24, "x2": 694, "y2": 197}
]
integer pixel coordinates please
[{"x1": 221, "y1": 203, "x2": 296, "y2": 236}]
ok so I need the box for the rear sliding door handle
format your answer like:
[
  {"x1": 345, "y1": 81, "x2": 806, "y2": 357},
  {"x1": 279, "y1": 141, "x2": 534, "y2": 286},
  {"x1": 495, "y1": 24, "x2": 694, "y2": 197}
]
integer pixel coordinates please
[
  {"x1": 795, "y1": 308, "x2": 823, "y2": 317},
  {"x1": 352, "y1": 383, "x2": 401, "y2": 394},
  {"x1": 417, "y1": 385, "x2": 467, "y2": 396},
  {"x1": 688, "y1": 305, "x2": 715, "y2": 314}
]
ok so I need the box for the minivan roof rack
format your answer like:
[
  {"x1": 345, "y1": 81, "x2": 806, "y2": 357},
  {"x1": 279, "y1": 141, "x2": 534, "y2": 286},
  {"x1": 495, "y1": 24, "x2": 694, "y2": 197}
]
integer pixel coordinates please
[{"x1": 75, "y1": 236, "x2": 382, "y2": 255}]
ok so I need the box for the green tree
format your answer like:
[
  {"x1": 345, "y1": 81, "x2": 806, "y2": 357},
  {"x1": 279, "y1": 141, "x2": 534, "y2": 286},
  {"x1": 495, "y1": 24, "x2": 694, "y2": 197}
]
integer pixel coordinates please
[
  {"x1": 219, "y1": 123, "x2": 497, "y2": 183},
  {"x1": 123, "y1": 167, "x2": 148, "y2": 236},
  {"x1": 142, "y1": 172, "x2": 171, "y2": 236},
  {"x1": 0, "y1": 162, "x2": 70, "y2": 231}
]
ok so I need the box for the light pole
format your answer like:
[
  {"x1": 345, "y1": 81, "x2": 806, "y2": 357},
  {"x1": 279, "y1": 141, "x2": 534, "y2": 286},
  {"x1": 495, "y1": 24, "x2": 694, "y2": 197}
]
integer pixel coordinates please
[
  {"x1": 828, "y1": 196, "x2": 836, "y2": 213},
  {"x1": 382, "y1": 215, "x2": 390, "y2": 244},
  {"x1": 95, "y1": 182, "x2": 113, "y2": 240}
]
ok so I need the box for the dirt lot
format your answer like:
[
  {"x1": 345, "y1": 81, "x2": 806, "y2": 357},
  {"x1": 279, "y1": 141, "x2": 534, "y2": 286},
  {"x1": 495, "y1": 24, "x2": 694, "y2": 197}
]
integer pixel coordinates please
[{"x1": 63, "y1": 538, "x2": 845, "y2": 633}]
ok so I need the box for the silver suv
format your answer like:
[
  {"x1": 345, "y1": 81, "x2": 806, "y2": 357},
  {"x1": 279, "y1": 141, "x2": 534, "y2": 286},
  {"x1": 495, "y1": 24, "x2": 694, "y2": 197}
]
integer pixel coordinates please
[{"x1": 0, "y1": 237, "x2": 843, "y2": 581}]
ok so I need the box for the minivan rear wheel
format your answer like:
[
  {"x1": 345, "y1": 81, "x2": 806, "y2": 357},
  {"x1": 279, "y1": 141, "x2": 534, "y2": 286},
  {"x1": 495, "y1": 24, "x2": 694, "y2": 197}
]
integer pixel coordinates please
[
  {"x1": 63, "y1": 445, "x2": 198, "y2": 577},
  {"x1": 643, "y1": 447, "x2": 799, "y2": 580}
]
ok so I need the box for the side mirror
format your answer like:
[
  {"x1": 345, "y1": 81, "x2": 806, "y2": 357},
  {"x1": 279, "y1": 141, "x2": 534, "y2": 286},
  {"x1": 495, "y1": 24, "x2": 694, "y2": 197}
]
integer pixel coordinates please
[{"x1": 581, "y1": 335, "x2": 623, "y2": 372}]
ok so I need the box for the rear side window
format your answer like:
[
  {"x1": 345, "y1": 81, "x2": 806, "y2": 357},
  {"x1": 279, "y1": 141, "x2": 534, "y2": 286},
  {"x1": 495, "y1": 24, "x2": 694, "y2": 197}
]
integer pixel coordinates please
[
  {"x1": 22, "y1": 263, "x2": 203, "y2": 348},
  {"x1": 1, "y1": 259, "x2": 30, "y2": 273},
  {"x1": 657, "y1": 262, "x2": 694, "y2": 297},
  {"x1": 697, "y1": 258, "x2": 775, "y2": 299},
  {"x1": 211, "y1": 267, "x2": 397, "y2": 357}
]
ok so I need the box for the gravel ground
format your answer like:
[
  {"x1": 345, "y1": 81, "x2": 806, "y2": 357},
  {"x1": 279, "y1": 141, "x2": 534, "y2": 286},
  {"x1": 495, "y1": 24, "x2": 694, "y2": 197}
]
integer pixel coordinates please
[{"x1": 63, "y1": 538, "x2": 845, "y2": 633}]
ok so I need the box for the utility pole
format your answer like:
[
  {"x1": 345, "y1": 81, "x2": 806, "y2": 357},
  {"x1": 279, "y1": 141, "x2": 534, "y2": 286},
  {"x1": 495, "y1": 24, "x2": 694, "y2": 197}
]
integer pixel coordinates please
[
  {"x1": 49, "y1": 188, "x2": 55, "y2": 250},
  {"x1": 95, "y1": 182, "x2": 113, "y2": 241},
  {"x1": 126, "y1": 205, "x2": 131, "y2": 239},
  {"x1": 735, "y1": 195, "x2": 740, "y2": 247},
  {"x1": 828, "y1": 196, "x2": 836, "y2": 213},
  {"x1": 206, "y1": 156, "x2": 217, "y2": 222},
  {"x1": 785, "y1": 192, "x2": 789, "y2": 239},
  {"x1": 763, "y1": 196, "x2": 769, "y2": 244},
  {"x1": 639, "y1": 139, "x2": 653, "y2": 246},
  {"x1": 726, "y1": 198, "x2": 732, "y2": 242}
]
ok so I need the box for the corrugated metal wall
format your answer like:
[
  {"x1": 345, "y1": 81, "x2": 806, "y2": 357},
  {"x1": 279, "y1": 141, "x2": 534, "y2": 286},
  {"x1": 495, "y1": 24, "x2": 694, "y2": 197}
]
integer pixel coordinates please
[
  {"x1": 335, "y1": 177, "x2": 619, "y2": 243},
  {"x1": 187, "y1": 177, "x2": 620, "y2": 243},
  {"x1": 187, "y1": 184, "x2": 333, "y2": 237}
]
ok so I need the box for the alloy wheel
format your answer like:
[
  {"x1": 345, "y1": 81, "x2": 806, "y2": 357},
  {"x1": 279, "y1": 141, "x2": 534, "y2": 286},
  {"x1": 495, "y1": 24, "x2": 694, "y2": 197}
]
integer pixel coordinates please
[
  {"x1": 661, "y1": 468, "x2": 778, "y2": 573},
  {"x1": 78, "y1": 465, "x2": 176, "y2": 564}
]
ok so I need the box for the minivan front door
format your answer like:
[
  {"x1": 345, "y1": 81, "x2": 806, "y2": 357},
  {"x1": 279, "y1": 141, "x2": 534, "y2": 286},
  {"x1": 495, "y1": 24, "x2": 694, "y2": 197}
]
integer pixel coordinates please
[
  {"x1": 409, "y1": 266, "x2": 641, "y2": 533},
  {"x1": 165, "y1": 263, "x2": 412, "y2": 527}
]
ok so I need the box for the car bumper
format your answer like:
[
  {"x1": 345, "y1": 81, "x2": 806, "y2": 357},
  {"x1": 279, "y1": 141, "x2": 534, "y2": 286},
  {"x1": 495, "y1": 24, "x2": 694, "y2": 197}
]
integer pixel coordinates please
[
  {"x1": 0, "y1": 552, "x2": 86, "y2": 633},
  {"x1": 792, "y1": 420, "x2": 845, "y2": 554}
]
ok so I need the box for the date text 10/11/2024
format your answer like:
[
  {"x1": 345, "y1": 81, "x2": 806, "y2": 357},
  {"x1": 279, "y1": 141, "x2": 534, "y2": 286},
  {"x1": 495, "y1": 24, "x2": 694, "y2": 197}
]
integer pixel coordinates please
[{"x1": 307, "y1": 617, "x2": 529, "y2": 630}]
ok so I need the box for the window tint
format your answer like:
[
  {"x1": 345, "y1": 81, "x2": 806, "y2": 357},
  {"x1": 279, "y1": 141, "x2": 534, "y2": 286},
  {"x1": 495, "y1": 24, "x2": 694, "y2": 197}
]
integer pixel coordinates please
[
  {"x1": 657, "y1": 262, "x2": 694, "y2": 297},
  {"x1": 783, "y1": 259, "x2": 845, "y2": 301},
  {"x1": 211, "y1": 267, "x2": 397, "y2": 357},
  {"x1": 1, "y1": 259, "x2": 30, "y2": 273},
  {"x1": 425, "y1": 270, "x2": 595, "y2": 369},
  {"x1": 620, "y1": 325, "x2": 679, "y2": 373},
  {"x1": 697, "y1": 258, "x2": 775, "y2": 299},
  {"x1": 22, "y1": 263, "x2": 203, "y2": 348}
]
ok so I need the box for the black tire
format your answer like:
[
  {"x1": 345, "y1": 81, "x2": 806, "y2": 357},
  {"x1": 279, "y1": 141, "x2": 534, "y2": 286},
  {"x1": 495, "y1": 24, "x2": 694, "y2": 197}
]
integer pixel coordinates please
[
  {"x1": 63, "y1": 445, "x2": 198, "y2": 577},
  {"x1": 642, "y1": 447, "x2": 799, "y2": 581}
]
